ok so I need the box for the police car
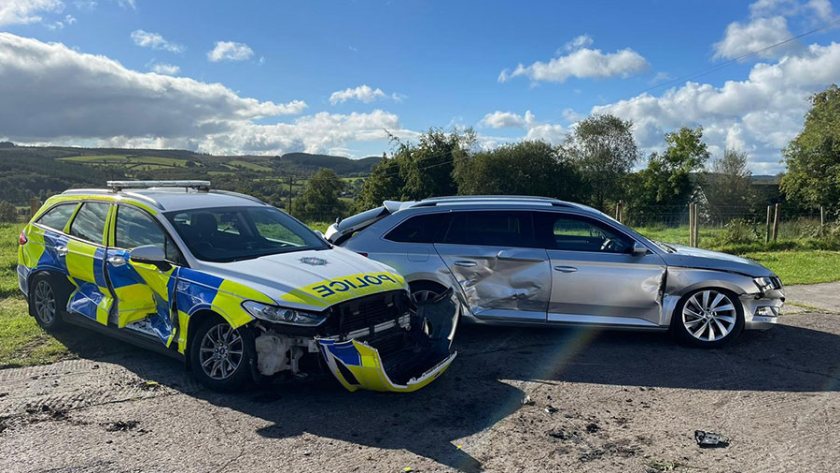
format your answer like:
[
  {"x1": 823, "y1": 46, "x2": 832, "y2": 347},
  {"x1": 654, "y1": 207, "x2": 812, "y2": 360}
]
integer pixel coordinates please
[{"x1": 17, "y1": 181, "x2": 457, "y2": 392}]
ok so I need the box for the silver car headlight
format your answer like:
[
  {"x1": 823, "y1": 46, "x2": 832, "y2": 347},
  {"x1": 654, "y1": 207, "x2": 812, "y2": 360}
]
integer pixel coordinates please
[
  {"x1": 753, "y1": 276, "x2": 778, "y2": 293},
  {"x1": 242, "y1": 301, "x2": 327, "y2": 326}
]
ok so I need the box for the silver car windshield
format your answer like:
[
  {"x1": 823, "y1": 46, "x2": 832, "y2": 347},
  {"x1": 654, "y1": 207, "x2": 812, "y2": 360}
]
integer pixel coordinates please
[{"x1": 165, "y1": 206, "x2": 328, "y2": 262}]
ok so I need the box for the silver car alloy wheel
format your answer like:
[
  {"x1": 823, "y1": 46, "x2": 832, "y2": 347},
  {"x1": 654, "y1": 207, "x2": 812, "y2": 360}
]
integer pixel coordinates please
[
  {"x1": 33, "y1": 279, "x2": 56, "y2": 325},
  {"x1": 199, "y1": 323, "x2": 244, "y2": 380},
  {"x1": 682, "y1": 289, "x2": 738, "y2": 342}
]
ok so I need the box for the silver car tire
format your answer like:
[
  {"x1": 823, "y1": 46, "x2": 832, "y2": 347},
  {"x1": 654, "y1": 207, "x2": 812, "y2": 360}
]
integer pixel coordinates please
[{"x1": 672, "y1": 288, "x2": 744, "y2": 348}]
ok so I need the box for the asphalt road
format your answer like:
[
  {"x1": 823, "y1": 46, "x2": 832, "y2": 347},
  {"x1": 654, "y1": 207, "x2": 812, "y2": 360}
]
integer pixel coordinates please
[{"x1": 1, "y1": 299, "x2": 839, "y2": 472}]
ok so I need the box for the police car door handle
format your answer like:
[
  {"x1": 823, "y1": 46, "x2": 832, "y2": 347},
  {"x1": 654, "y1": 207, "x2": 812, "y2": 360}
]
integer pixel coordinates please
[
  {"x1": 553, "y1": 265, "x2": 578, "y2": 273},
  {"x1": 107, "y1": 255, "x2": 127, "y2": 267},
  {"x1": 454, "y1": 260, "x2": 477, "y2": 268},
  {"x1": 55, "y1": 246, "x2": 68, "y2": 256}
]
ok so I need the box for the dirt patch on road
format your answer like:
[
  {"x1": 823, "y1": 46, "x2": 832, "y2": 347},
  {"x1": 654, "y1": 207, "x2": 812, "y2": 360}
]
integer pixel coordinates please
[{"x1": 1, "y1": 312, "x2": 839, "y2": 472}]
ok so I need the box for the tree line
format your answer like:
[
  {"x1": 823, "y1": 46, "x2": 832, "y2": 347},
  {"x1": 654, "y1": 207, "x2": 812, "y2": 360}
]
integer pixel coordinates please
[{"x1": 291, "y1": 84, "x2": 840, "y2": 225}]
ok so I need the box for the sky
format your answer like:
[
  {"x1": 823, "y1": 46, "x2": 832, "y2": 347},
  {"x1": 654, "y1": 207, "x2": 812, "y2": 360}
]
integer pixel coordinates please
[{"x1": 1, "y1": 0, "x2": 839, "y2": 174}]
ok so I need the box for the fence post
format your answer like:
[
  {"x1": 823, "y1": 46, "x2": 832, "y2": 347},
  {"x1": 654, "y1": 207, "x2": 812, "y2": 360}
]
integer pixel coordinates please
[
  {"x1": 693, "y1": 203, "x2": 700, "y2": 248},
  {"x1": 765, "y1": 205, "x2": 772, "y2": 243},
  {"x1": 820, "y1": 206, "x2": 825, "y2": 236},
  {"x1": 772, "y1": 203, "x2": 781, "y2": 242},
  {"x1": 615, "y1": 201, "x2": 623, "y2": 223},
  {"x1": 688, "y1": 203, "x2": 696, "y2": 247},
  {"x1": 29, "y1": 196, "x2": 40, "y2": 219}
]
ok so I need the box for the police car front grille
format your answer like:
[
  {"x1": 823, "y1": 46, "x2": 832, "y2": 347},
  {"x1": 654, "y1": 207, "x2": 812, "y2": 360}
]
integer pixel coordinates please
[{"x1": 329, "y1": 290, "x2": 409, "y2": 337}]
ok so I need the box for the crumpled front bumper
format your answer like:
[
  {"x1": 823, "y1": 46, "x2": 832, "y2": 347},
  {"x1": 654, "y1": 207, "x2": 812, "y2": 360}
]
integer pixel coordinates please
[
  {"x1": 318, "y1": 287, "x2": 459, "y2": 393},
  {"x1": 318, "y1": 338, "x2": 457, "y2": 392}
]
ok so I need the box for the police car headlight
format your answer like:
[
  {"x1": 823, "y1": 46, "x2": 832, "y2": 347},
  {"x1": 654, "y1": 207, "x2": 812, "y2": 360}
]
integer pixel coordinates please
[{"x1": 242, "y1": 301, "x2": 326, "y2": 326}]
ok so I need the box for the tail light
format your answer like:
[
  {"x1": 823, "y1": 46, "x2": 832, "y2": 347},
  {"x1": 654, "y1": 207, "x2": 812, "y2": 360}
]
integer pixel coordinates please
[{"x1": 18, "y1": 231, "x2": 28, "y2": 245}]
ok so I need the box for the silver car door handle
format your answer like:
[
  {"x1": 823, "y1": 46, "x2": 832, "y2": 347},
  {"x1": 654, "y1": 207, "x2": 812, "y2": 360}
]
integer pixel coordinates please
[
  {"x1": 454, "y1": 260, "x2": 477, "y2": 268},
  {"x1": 553, "y1": 265, "x2": 578, "y2": 273},
  {"x1": 107, "y1": 255, "x2": 127, "y2": 267},
  {"x1": 55, "y1": 246, "x2": 68, "y2": 256}
]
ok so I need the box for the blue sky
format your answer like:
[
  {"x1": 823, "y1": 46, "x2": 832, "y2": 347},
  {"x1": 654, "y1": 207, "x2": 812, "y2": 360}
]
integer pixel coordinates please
[{"x1": 1, "y1": 0, "x2": 839, "y2": 173}]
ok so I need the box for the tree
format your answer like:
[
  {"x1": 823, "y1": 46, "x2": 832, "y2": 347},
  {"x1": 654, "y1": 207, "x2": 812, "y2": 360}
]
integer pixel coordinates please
[
  {"x1": 453, "y1": 140, "x2": 582, "y2": 199},
  {"x1": 354, "y1": 154, "x2": 404, "y2": 212},
  {"x1": 781, "y1": 84, "x2": 840, "y2": 212},
  {"x1": 0, "y1": 200, "x2": 16, "y2": 222},
  {"x1": 397, "y1": 129, "x2": 473, "y2": 201},
  {"x1": 625, "y1": 127, "x2": 710, "y2": 225},
  {"x1": 704, "y1": 149, "x2": 754, "y2": 222},
  {"x1": 563, "y1": 114, "x2": 639, "y2": 210},
  {"x1": 291, "y1": 168, "x2": 346, "y2": 222}
]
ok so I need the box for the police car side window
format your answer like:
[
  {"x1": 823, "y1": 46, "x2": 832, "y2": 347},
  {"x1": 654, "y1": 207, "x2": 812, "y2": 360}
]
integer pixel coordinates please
[
  {"x1": 116, "y1": 206, "x2": 181, "y2": 263},
  {"x1": 37, "y1": 203, "x2": 78, "y2": 231},
  {"x1": 69, "y1": 202, "x2": 109, "y2": 244}
]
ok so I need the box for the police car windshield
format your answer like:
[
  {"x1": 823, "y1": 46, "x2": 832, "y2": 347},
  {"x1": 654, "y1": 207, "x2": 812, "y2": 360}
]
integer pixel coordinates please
[{"x1": 166, "y1": 206, "x2": 328, "y2": 262}]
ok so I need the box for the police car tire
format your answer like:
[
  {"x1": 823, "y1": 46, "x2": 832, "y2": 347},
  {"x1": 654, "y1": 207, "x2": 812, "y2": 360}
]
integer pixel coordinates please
[
  {"x1": 189, "y1": 316, "x2": 256, "y2": 392},
  {"x1": 29, "y1": 272, "x2": 69, "y2": 331}
]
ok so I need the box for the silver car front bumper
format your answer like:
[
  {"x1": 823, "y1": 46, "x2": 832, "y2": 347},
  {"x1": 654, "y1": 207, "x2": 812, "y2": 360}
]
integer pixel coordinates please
[{"x1": 742, "y1": 288, "x2": 785, "y2": 330}]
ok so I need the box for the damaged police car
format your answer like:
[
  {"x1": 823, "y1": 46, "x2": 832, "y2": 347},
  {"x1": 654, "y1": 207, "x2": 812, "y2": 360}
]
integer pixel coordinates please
[{"x1": 17, "y1": 181, "x2": 457, "y2": 392}]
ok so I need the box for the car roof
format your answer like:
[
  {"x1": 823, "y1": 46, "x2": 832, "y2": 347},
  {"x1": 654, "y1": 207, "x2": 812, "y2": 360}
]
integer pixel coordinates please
[{"x1": 59, "y1": 184, "x2": 268, "y2": 212}]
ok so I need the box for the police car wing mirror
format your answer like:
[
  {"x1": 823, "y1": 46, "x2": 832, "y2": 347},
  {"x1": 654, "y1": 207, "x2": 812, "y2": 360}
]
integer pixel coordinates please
[{"x1": 129, "y1": 245, "x2": 171, "y2": 271}]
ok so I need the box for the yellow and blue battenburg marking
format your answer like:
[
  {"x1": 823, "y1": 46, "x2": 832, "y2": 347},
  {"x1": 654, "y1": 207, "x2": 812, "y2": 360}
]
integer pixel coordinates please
[{"x1": 318, "y1": 338, "x2": 457, "y2": 393}]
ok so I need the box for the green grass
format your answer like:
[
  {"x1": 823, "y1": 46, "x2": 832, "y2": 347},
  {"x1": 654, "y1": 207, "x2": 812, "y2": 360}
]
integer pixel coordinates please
[
  {"x1": 744, "y1": 251, "x2": 840, "y2": 285},
  {"x1": 0, "y1": 223, "x2": 71, "y2": 367}
]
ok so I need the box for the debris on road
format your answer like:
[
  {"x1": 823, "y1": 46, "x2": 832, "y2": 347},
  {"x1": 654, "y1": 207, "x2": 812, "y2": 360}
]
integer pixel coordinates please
[
  {"x1": 522, "y1": 395, "x2": 534, "y2": 406},
  {"x1": 544, "y1": 405, "x2": 559, "y2": 414},
  {"x1": 694, "y1": 430, "x2": 729, "y2": 448}
]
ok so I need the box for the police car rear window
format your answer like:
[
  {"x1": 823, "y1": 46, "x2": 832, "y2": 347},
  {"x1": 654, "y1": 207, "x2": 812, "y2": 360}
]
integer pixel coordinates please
[{"x1": 37, "y1": 203, "x2": 78, "y2": 231}]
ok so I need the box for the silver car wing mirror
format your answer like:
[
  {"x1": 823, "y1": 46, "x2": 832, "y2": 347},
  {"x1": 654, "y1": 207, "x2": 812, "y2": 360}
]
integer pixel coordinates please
[{"x1": 630, "y1": 242, "x2": 648, "y2": 256}]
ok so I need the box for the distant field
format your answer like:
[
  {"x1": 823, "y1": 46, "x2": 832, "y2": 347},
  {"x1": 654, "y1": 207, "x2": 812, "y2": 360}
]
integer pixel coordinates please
[
  {"x1": 59, "y1": 155, "x2": 187, "y2": 170},
  {"x1": 228, "y1": 160, "x2": 273, "y2": 172}
]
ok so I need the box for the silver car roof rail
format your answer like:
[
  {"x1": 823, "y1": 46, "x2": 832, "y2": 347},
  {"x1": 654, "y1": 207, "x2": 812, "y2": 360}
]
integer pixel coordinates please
[
  {"x1": 106, "y1": 180, "x2": 211, "y2": 192},
  {"x1": 408, "y1": 195, "x2": 574, "y2": 208}
]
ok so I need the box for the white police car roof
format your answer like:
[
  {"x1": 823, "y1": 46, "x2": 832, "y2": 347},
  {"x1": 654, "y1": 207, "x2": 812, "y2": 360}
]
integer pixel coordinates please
[{"x1": 62, "y1": 181, "x2": 269, "y2": 212}]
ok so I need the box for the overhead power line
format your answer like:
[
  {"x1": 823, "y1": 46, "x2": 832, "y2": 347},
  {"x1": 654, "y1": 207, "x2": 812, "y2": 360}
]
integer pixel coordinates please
[{"x1": 638, "y1": 16, "x2": 840, "y2": 96}]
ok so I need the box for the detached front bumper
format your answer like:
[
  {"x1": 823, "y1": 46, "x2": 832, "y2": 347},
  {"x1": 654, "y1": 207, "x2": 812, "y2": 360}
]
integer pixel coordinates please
[
  {"x1": 318, "y1": 338, "x2": 456, "y2": 392},
  {"x1": 318, "y1": 287, "x2": 459, "y2": 393},
  {"x1": 743, "y1": 287, "x2": 785, "y2": 330}
]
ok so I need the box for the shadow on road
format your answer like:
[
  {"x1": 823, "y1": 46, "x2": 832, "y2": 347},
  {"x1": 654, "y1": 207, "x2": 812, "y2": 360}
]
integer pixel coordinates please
[{"x1": 47, "y1": 317, "x2": 840, "y2": 471}]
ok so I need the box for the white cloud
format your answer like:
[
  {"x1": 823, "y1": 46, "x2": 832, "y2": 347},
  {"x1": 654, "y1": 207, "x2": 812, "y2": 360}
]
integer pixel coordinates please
[
  {"x1": 500, "y1": 37, "x2": 648, "y2": 83},
  {"x1": 0, "y1": 33, "x2": 415, "y2": 157},
  {"x1": 0, "y1": 0, "x2": 63, "y2": 26},
  {"x1": 0, "y1": 33, "x2": 305, "y2": 141},
  {"x1": 117, "y1": 0, "x2": 135, "y2": 9},
  {"x1": 561, "y1": 34, "x2": 593, "y2": 52},
  {"x1": 478, "y1": 110, "x2": 567, "y2": 144},
  {"x1": 714, "y1": 16, "x2": 795, "y2": 59},
  {"x1": 150, "y1": 62, "x2": 180, "y2": 75},
  {"x1": 591, "y1": 42, "x2": 840, "y2": 173},
  {"x1": 131, "y1": 30, "x2": 184, "y2": 53},
  {"x1": 329, "y1": 84, "x2": 403, "y2": 105},
  {"x1": 207, "y1": 41, "x2": 254, "y2": 62},
  {"x1": 45, "y1": 13, "x2": 75, "y2": 30},
  {"x1": 715, "y1": 0, "x2": 838, "y2": 61}
]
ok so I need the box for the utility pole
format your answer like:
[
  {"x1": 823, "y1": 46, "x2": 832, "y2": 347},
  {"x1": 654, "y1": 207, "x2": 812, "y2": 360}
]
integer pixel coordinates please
[{"x1": 287, "y1": 175, "x2": 294, "y2": 215}]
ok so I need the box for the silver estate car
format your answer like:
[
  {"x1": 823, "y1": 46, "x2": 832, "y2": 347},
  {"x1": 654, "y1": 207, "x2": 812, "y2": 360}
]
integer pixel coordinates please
[{"x1": 326, "y1": 196, "x2": 785, "y2": 348}]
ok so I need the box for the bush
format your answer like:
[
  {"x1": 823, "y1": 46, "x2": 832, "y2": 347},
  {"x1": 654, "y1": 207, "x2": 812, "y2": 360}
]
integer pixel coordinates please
[
  {"x1": 0, "y1": 200, "x2": 17, "y2": 222},
  {"x1": 715, "y1": 219, "x2": 761, "y2": 245}
]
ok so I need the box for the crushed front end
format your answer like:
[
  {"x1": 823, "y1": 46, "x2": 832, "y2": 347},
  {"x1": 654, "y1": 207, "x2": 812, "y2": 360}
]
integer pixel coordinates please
[{"x1": 251, "y1": 289, "x2": 458, "y2": 393}]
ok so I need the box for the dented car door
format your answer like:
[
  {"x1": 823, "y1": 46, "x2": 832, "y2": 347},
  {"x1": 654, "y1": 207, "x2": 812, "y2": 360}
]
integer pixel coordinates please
[
  {"x1": 537, "y1": 212, "x2": 666, "y2": 327},
  {"x1": 433, "y1": 211, "x2": 550, "y2": 322}
]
